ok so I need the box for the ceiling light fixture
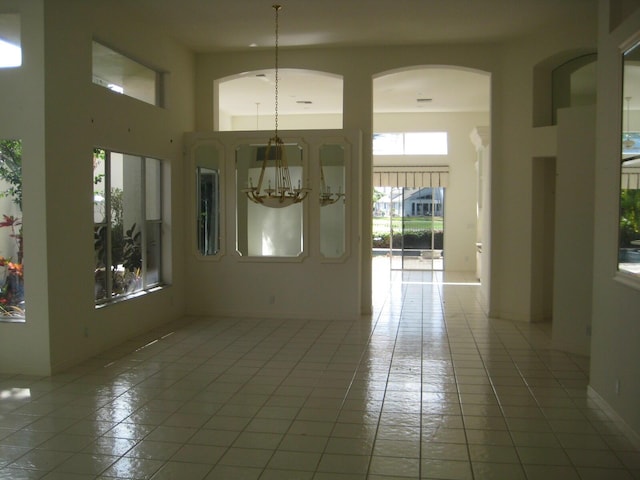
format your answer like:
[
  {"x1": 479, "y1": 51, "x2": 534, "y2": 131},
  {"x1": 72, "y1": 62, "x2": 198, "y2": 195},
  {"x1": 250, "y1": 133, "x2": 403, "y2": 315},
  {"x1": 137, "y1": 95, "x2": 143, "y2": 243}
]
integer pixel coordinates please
[{"x1": 243, "y1": 4, "x2": 310, "y2": 208}]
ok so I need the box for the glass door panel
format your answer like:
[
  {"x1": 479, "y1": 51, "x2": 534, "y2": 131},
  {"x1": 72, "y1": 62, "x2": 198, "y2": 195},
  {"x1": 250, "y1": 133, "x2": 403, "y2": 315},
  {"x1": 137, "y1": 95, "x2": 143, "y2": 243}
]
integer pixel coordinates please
[{"x1": 373, "y1": 185, "x2": 444, "y2": 272}]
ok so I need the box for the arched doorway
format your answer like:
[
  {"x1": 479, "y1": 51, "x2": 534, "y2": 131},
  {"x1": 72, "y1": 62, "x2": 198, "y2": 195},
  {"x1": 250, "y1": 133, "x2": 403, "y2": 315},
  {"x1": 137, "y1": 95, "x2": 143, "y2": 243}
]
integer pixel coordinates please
[{"x1": 372, "y1": 66, "x2": 491, "y2": 279}]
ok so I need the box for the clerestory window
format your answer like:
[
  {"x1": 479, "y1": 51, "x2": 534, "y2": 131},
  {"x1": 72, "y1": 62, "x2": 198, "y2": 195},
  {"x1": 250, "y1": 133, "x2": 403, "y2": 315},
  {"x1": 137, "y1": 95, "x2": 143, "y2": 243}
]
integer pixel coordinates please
[
  {"x1": 92, "y1": 41, "x2": 163, "y2": 106},
  {"x1": 0, "y1": 14, "x2": 21, "y2": 68}
]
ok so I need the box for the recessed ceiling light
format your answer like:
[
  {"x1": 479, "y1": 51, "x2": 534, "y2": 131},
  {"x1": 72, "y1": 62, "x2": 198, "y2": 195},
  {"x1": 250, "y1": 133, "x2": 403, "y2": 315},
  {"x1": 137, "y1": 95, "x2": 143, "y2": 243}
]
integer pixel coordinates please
[{"x1": 249, "y1": 43, "x2": 258, "y2": 48}]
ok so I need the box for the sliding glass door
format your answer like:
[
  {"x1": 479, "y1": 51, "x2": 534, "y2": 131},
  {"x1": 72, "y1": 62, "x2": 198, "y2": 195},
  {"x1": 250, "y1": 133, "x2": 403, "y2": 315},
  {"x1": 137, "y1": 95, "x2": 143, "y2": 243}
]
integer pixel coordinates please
[
  {"x1": 399, "y1": 187, "x2": 444, "y2": 271},
  {"x1": 373, "y1": 186, "x2": 445, "y2": 271}
]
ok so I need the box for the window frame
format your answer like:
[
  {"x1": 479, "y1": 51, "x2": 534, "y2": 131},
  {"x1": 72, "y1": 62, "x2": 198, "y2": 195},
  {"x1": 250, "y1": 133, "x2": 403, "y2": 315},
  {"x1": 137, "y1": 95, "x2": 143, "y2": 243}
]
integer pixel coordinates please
[
  {"x1": 616, "y1": 37, "x2": 640, "y2": 288},
  {"x1": 93, "y1": 148, "x2": 165, "y2": 306},
  {"x1": 91, "y1": 40, "x2": 164, "y2": 107}
]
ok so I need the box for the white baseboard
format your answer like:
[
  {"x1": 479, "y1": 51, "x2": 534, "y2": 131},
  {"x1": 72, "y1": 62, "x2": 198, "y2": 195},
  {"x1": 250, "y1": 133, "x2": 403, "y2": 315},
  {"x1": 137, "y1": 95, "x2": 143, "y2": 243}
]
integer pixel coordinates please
[{"x1": 587, "y1": 386, "x2": 640, "y2": 450}]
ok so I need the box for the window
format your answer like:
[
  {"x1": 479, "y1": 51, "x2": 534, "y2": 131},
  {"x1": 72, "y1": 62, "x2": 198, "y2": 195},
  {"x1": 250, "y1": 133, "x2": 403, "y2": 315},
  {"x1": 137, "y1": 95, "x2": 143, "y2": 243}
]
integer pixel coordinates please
[
  {"x1": 92, "y1": 41, "x2": 162, "y2": 106},
  {"x1": 197, "y1": 168, "x2": 220, "y2": 256},
  {"x1": 94, "y1": 149, "x2": 165, "y2": 304},
  {"x1": 0, "y1": 14, "x2": 21, "y2": 68},
  {"x1": 193, "y1": 142, "x2": 222, "y2": 257},
  {"x1": 0, "y1": 139, "x2": 24, "y2": 319},
  {"x1": 373, "y1": 132, "x2": 448, "y2": 155},
  {"x1": 551, "y1": 53, "x2": 597, "y2": 125},
  {"x1": 619, "y1": 41, "x2": 640, "y2": 280}
]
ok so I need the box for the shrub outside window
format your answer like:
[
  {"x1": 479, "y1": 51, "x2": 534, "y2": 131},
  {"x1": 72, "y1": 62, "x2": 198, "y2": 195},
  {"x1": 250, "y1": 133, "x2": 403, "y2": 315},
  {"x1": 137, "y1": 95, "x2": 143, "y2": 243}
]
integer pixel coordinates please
[
  {"x1": 0, "y1": 139, "x2": 24, "y2": 319},
  {"x1": 93, "y1": 148, "x2": 164, "y2": 304}
]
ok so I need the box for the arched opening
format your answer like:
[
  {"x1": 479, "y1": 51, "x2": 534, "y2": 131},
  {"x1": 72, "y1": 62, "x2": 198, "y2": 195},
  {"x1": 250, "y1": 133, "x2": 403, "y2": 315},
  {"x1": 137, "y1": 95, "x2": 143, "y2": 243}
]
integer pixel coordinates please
[
  {"x1": 532, "y1": 49, "x2": 597, "y2": 127},
  {"x1": 372, "y1": 66, "x2": 491, "y2": 287},
  {"x1": 215, "y1": 68, "x2": 343, "y2": 131}
]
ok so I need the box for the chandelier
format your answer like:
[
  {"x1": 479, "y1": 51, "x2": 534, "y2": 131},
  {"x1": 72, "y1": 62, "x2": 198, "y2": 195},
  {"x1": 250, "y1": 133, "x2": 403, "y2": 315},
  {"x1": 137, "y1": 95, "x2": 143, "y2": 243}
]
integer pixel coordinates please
[
  {"x1": 243, "y1": 4, "x2": 310, "y2": 208},
  {"x1": 319, "y1": 164, "x2": 345, "y2": 206}
]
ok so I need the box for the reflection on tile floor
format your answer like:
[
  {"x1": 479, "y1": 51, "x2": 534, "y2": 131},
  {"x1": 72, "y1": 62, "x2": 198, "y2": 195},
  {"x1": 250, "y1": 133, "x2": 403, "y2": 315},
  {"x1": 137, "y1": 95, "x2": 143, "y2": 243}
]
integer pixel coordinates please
[{"x1": 1, "y1": 262, "x2": 639, "y2": 479}]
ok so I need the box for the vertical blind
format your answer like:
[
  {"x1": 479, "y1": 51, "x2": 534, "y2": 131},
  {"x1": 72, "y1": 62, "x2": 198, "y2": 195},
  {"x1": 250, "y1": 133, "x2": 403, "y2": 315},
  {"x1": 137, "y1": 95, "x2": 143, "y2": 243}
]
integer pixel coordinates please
[{"x1": 372, "y1": 166, "x2": 449, "y2": 188}]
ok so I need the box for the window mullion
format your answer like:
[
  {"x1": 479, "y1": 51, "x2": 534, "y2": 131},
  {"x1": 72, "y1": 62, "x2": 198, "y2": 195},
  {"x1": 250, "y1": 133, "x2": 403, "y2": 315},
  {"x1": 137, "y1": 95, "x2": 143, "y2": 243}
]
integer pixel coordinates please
[
  {"x1": 104, "y1": 150, "x2": 113, "y2": 298},
  {"x1": 140, "y1": 158, "x2": 147, "y2": 289}
]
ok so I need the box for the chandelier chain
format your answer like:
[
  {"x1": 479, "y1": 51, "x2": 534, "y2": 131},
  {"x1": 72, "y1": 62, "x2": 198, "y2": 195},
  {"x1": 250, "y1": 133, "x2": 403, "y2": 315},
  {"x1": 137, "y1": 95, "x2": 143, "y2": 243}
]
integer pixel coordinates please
[
  {"x1": 274, "y1": 4, "x2": 280, "y2": 138},
  {"x1": 242, "y1": 4, "x2": 310, "y2": 208}
]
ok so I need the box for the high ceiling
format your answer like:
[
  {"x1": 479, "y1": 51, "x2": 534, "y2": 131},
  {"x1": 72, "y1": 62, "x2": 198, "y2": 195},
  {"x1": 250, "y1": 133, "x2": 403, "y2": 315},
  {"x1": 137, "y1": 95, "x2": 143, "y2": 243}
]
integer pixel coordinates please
[
  {"x1": 125, "y1": 0, "x2": 596, "y2": 116},
  {"x1": 127, "y1": 0, "x2": 595, "y2": 52}
]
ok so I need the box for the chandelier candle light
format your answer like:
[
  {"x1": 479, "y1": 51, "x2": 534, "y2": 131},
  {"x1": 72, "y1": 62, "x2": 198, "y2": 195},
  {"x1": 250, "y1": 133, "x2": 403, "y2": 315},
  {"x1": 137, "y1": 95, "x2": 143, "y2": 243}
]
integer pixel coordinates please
[
  {"x1": 319, "y1": 164, "x2": 345, "y2": 206},
  {"x1": 243, "y1": 4, "x2": 310, "y2": 208}
]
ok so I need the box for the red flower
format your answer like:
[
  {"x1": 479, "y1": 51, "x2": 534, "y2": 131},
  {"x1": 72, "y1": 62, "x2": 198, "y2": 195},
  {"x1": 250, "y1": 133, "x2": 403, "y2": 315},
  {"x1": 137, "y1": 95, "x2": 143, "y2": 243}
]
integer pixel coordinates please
[{"x1": 0, "y1": 215, "x2": 21, "y2": 228}]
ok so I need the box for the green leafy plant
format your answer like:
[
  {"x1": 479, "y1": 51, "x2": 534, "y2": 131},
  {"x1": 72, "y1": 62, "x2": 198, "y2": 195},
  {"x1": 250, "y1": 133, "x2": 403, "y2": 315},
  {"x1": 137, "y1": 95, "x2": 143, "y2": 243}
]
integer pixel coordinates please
[
  {"x1": 0, "y1": 140, "x2": 24, "y2": 315},
  {"x1": 123, "y1": 223, "x2": 142, "y2": 273},
  {"x1": 620, "y1": 189, "x2": 640, "y2": 247},
  {"x1": 0, "y1": 140, "x2": 22, "y2": 210}
]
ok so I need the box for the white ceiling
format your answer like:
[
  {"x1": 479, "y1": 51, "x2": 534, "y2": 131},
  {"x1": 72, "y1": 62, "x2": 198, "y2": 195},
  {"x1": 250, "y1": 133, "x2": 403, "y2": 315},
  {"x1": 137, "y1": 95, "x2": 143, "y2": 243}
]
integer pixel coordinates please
[
  {"x1": 127, "y1": 0, "x2": 594, "y2": 52},
  {"x1": 126, "y1": 0, "x2": 595, "y2": 116}
]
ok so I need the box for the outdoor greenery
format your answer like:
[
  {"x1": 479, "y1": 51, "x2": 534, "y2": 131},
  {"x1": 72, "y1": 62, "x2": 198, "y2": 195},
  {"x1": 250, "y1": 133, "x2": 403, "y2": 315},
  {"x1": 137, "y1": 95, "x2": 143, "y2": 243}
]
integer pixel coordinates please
[
  {"x1": 93, "y1": 151, "x2": 143, "y2": 300},
  {"x1": 0, "y1": 139, "x2": 24, "y2": 316},
  {"x1": 373, "y1": 216, "x2": 444, "y2": 234},
  {"x1": 372, "y1": 216, "x2": 444, "y2": 249},
  {"x1": 620, "y1": 189, "x2": 640, "y2": 247},
  {"x1": 94, "y1": 192, "x2": 143, "y2": 300}
]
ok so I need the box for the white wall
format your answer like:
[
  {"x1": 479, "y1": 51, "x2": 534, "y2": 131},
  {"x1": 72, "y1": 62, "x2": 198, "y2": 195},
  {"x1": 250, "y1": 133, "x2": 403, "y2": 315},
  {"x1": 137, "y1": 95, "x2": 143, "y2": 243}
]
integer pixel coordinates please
[
  {"x1": 590, "y1": 1, "x2": 640, "y2": 443},
  {"x1": 0, "y1": 0, "x2": 195, "y2": 375},
  {"x1": 184, "y1": 130, "x2": 363, "y2": 321},
  {"x1": 552, "y1": 106, "x2": 596, "y2": 355},
  {"x1": 42, "y1": 0, "x2": 195, "y2": 374},
  {"x1": 488, "y1": 15, "x2": 597, "y2": 321},
  {"x1": 0, "y1": 0, "x2": 50, "y2": 375},
  {"x1": 232, "y1": 113, "x2": 342, "y2": 131}
]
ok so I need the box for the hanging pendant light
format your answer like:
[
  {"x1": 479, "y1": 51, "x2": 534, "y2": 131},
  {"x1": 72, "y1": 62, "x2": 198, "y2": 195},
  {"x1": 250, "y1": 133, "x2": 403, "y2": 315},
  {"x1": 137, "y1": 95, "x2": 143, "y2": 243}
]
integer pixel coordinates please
[
  {"x1": 319, "y1": 164, "x2": 345, "y2": 206},
  {"x1": 243, "y1": 4, "x2": 310, "y2": 208}
]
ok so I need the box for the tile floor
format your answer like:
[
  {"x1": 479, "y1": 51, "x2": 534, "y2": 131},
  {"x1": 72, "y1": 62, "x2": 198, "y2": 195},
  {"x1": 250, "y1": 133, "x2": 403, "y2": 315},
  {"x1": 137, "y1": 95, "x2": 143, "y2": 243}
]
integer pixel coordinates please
[{"x1": 1, "y1": 264, "x2": 639, "y2": 479}]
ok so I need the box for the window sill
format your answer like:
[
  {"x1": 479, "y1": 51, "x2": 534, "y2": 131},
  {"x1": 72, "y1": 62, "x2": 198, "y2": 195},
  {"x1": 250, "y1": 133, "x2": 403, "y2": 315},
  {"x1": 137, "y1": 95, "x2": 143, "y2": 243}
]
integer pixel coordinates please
[
  {"x1": 0, "y1": 316, "x2": 25, "y2": 324},
  {"x1": 95, "y1": 284, "x2": 166, "y2": 309}
]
